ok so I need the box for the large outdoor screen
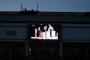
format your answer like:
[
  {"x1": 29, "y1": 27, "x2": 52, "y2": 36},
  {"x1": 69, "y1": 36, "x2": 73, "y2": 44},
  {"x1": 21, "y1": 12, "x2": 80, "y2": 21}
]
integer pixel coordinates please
[{"x1": 29, "y1": 24, "x2": 59, "y2": 40}]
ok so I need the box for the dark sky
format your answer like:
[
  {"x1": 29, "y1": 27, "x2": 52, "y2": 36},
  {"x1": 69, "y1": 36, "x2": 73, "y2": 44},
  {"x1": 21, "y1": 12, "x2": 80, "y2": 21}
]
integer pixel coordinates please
[{"x1": 0, "y1": 0, "x2": 90, "y2": 12}]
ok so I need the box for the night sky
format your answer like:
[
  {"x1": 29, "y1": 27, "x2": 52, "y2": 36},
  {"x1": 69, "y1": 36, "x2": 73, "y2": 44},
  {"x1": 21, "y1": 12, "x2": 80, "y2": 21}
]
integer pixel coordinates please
[{"x1": 0, "y1": 0, "x2": 90, "y2": 12}]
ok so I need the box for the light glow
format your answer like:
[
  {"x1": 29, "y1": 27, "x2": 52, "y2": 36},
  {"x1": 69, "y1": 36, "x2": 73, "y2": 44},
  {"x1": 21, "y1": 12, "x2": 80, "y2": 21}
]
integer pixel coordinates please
[{"x1": 31, "y1": 24, "x2": 58, "y2": 40}]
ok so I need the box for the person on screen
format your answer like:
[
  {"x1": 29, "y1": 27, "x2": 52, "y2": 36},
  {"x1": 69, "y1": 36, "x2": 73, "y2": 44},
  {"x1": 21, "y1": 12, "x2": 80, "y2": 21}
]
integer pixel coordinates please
[
  {"x1": 38, "y1": 27, "x2": 41, "y2": 37},
  {"x1": 48, "y1": 24, "x2": 54, "y2": 38},
  {"x1": 44, "y1": 25, "x2": 48, "y2": 38},
  {"x1": 35, "y1": 28, "x2": 37, "y2": 37}
]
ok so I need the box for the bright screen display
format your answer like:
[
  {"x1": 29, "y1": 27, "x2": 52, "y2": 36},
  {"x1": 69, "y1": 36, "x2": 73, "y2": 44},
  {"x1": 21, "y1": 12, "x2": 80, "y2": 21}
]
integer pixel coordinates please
[{"x1": 30, "y1": 24, "x2": 59, "y2": 40}]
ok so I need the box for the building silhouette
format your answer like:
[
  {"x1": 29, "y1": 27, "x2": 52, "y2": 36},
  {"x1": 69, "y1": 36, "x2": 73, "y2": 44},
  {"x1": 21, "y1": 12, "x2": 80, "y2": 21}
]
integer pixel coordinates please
[{"x1": 0, "y1": 11, "x2": 89, "y2": 60}]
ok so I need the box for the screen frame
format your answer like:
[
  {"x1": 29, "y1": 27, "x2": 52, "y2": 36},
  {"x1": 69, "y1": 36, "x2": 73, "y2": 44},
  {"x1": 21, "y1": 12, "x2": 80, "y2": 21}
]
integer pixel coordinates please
[{"x1": 27, "y1": 23, "x2": 60, "y2": 41}]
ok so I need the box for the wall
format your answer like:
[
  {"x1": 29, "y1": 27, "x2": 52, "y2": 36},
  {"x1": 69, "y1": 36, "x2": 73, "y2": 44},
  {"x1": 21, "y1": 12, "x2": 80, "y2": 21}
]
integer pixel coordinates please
[
  {"x1": 0, "y1": 23, "x2": 27, "y2": 41},
  {"x1": 61, "y1": 24, "x2": 90, "y2": 42},
  {"x1": 0, "y1": 15, "x2": 90, "y2": 24}
]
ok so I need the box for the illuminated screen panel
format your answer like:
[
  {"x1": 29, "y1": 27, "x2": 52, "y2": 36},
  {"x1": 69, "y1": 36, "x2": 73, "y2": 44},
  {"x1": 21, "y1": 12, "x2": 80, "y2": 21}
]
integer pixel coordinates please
[{"x1": 29, "y1": 24, "x2": 59, "y2": 40}]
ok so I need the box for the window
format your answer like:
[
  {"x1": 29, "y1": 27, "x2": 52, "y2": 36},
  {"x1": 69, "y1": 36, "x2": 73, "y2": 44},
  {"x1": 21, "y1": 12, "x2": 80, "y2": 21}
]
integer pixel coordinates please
[{"x1": 6, "y1": 30, "x2": 16, "y2": 36}]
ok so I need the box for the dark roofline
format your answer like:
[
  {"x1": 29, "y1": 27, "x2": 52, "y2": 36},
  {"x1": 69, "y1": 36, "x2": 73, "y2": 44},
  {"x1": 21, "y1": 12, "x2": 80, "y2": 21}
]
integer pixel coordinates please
[{"x1": 0, "y1": 11, "x2": 89, "y2": 16}]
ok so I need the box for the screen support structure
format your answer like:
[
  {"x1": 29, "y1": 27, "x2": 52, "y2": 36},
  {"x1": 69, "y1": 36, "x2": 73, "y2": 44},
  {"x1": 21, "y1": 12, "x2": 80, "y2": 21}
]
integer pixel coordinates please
[
  {"x1": 26, "y1": 25, "x2": 30, "y2": 59},
  {"x1": 59, "y1": 25, "x2": 63, "y2": 60},
  {"x1": 27, "y1": 23, "x2": 62, "y2": 60},
  {"x1": 60, "y1": 40, "x2": 63, "y2": 60}
]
